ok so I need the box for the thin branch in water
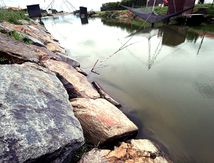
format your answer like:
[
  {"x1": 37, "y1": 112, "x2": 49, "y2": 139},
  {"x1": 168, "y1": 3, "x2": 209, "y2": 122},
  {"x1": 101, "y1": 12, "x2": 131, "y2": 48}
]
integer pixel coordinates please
[
  {"x1": 90, "y1": 14, "x2": 153, "y2": 73},
  {"x1": 90, "y1": 59, "x2": 100, "y2": 75},
  {"x1": 91, "y1": 70, "x2": 100, "y2": 75},
  {"x1": 91, "y1": 59, "x2": 99, "y2": 71}
]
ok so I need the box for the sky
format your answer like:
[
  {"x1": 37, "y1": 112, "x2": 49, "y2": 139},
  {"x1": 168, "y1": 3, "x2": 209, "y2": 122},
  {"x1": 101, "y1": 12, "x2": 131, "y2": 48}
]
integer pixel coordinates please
[
  {"x1": 2, "y1": 0, "x2": 213, "y2": 11},
  {"x1": 3, "y1": 0, "x2": 121, "y2": 11}
]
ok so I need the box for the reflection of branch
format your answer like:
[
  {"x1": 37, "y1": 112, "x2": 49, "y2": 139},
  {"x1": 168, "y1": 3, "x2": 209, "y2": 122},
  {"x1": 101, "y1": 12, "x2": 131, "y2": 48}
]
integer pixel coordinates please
[
  {"x1": 120, "y1": 40, "x2": 143, "y2": 50},
  {"x1": 90, "y1": 14, "x2": 153, "y2": 73},
  {"x1": 197, "y1": 32, "x2": 206, "y2": 55},
  {"x1": 118, "y1": 39, "x2": 148, "y2": 65},
  {"x1": 155, "y1": 45, "x2": 183, "y2": 66},
  {"x1": 150, "y1": 37, "x2": 163, "y2": 66}
]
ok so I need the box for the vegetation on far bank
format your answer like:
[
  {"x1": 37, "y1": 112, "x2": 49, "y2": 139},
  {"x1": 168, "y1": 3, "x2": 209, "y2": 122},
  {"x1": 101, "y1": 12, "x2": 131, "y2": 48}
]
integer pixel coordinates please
[
  {"x1": 96, "y1": 4, "x2": 214, "y2": 32},
  {"x1": 0, "y1": 8, "x2": 29, "y2": 24},
  {"x1": 194, "y1": 3, "x2": 214, "y2": 16},
  {"x1": 98, "y1": 3, "x2": 214, "y2": 18}
]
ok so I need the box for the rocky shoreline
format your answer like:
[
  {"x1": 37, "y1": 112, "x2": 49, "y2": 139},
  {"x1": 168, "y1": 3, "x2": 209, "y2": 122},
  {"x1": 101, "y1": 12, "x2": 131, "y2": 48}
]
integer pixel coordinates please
[{"x1": 0, "y1": 18, "x2": 170, "y2": 162}]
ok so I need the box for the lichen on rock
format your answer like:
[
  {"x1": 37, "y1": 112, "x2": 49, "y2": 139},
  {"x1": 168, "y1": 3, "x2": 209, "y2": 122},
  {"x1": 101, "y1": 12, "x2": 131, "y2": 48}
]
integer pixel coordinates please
[{"x1": 0, "y1": 63, "x2": 84, "y2": 162}]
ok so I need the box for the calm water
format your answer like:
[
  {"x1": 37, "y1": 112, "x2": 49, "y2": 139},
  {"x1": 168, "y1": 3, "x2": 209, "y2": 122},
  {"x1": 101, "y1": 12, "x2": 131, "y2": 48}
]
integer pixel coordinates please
[{"x1": 43, "y1": 15, "x2": 214, "y2": 163}]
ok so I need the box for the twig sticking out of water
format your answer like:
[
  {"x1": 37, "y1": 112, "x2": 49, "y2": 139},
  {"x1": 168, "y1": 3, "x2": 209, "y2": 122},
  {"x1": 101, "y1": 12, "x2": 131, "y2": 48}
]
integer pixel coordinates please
[{"x1": 91, "y1": 59, "x2": 100, "y2": 75}]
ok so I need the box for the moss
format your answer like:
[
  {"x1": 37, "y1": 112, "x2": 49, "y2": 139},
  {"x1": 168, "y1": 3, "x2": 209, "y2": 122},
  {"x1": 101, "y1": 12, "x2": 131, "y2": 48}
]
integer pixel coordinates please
[{"x1": 0, "y1": 8, "x2": 29, "y2": 24}]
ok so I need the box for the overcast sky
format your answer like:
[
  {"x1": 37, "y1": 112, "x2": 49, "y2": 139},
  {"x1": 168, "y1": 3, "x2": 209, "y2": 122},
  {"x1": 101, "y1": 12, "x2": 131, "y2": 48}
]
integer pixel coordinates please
[{"x1": 4, "y1": 0, "x2": 121, "y2": 11}]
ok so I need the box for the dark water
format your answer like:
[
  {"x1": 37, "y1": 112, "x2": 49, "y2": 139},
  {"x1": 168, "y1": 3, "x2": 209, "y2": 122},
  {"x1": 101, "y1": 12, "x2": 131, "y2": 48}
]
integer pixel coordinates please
[{"x1": 43, "y1": 15, "x2": 214, "y2": 163}]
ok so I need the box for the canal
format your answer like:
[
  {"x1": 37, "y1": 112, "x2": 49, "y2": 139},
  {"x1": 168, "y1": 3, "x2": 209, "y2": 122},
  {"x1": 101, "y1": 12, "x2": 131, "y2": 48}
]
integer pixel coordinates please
[{"x1": 43, "y1": 15, "x2": 214, "y2": 163}]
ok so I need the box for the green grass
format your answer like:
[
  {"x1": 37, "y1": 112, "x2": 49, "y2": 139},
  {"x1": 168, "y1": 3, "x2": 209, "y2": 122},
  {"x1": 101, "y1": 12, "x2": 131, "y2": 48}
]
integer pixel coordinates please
[
  {"x1": 154, "y1": 6, "x2": 168, "y2": 15},
  {"x1": 8, "y1": 30, "x2": 33, "y2": 44},
  {"x1": 0, "y1": 8, "x2": 29, "y2": 24},
  {"x1": 194, "y1": 3, "x2": 214, "y2": 16},
  {"x1": 9, "y1": 30, "x2": 24, "y2": 40}
]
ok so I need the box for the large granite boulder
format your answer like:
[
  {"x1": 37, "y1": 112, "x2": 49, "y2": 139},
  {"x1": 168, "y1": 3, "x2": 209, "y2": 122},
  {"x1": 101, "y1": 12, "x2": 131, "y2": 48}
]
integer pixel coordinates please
[
  {"x1": 43, "y1": 59, "x2": 100, "y2": 99},
  {"x1": 80, "y1": 139, "x2": 169, "y2": 163},
  {"x1": 71, "y1": 98, "x2": 138, "y2": 145},
  {"x1": 0, "y1": 63, "x2": 84, "y2": 162}
]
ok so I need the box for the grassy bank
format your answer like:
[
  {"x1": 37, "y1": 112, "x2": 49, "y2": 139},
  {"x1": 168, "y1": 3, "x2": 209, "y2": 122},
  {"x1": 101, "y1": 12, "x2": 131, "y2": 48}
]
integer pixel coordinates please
[
  {"x1": 96, "y1": 4, "x2": 214, "y2": 31},
  {"x1": 96, "y1": 7, "x2": 167, "y2": 30},
  {"x1": 0, "y1": 8, "x2": 29, "y2": 24}
]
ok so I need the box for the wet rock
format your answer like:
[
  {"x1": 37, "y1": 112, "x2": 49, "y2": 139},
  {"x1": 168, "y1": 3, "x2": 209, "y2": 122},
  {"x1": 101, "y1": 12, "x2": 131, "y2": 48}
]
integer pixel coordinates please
[
  {"x1": 43, "y1": 59, "x2": 100, "y2": 99},
  {"x1": 0, "y1": 63, "x2": 84, "y2": 162},
  {"x1": 71, "y1": 98, "x2": 138, "y2": 145},
  {"x1": 80, "y1": 139, "x2": 169, "y2": 163}
]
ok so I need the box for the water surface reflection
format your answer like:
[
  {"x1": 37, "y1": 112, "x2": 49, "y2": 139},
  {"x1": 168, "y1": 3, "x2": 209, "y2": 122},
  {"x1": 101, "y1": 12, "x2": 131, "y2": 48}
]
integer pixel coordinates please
[{"x1": 43, "y1": 15, "x2": 214, "y2": 163}]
